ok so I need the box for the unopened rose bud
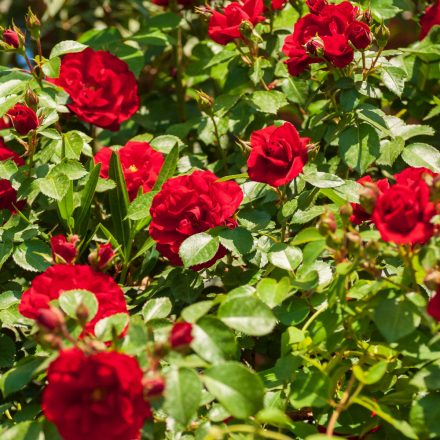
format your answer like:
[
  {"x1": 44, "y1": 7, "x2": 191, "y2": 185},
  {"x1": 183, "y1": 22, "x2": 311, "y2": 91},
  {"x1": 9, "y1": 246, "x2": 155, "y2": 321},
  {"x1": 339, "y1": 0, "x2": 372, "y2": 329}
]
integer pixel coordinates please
[
  {"x1": 375, "y1": 22, "x2": 390, "y2": 49},
  {"x1": 25, "y1": 88, "x2": 39, "y2": 107},
  {"x1": 143, "y1": 375, "x2": 166, "y2": 398},
  {"x1": 340, "y1": 203, "x2": 353, "y2": 220},
  {"x1": 25, "y1": 7, "x2": 41, "y2": 40},
  {"x1": 305, "y1": 37, "x2": 324, "y2": 56},
  {"x1": 88, "y1": 243, "x2": 115, "y2": 271},
  {"x1": 3, "y1": 29, "x2": 19, "y2": 48},
  {"x1": 359, "y1": 182, "x2": 380, "y2": 214},
  {"x1": 50, "y1": 234, "x2": 79, "y2": 264},
  {"x1": 346, "y1": 231, "x2": 361, "y2": 252},
  {"x1": 318, "y1": 211, "x2": 337, "y2": 235},
  {"x1": 76, "y1": 303, "x2": 89, "y2": 324},
  {"x1": 425, "y1": 270, "x2": 440, "y2": 290},
  {"x1": 197, "y1": 90, "x2": 214, "y2": 116},
  {"x1": 170, "y1": 322, "x2": 193, "y2": 348},
  {"x1": 36, "y1": 307, "x2": 65, "y2": 331},
  {"x1": 6, "y1": 104, "x2": 39, "y2": 135}
]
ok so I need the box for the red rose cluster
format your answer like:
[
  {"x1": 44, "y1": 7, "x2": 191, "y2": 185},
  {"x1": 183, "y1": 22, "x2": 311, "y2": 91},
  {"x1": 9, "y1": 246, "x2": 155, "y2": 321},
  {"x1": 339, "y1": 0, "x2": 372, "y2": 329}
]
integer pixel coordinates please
[
  {"x1": 149, "y1": 170, "x2": 243, "y2": 268},
  {"x1": 282, "y1": 0, "x2": 372, "y2": 76},
  {"x1": 420, "y1": 0, "x2": 440, "y2": 40},
  {"x1": 247, "y1": 122, "x2": 309, "y2": 187},
  {"x1": 95, "y1": 141, "x2": 164, "y2": 201},
  {"x1": 351, "y1": 167, "x2": 437, "y2": 246},
  {"x1": 208, "y1": 0, "x2": 265, "y2": 45},
  {"x1": 19, "y1": 265, "x2": 128, "y2": 336},
  {"x1": 49, "y1": 48, "x2": 139, "y2": 131},
  {"x1": 42, "y1": 348, "x2": 151, "y2": 440},
  {"x1": 0, "y1": 144, "x2": 25, "y2": 213}
]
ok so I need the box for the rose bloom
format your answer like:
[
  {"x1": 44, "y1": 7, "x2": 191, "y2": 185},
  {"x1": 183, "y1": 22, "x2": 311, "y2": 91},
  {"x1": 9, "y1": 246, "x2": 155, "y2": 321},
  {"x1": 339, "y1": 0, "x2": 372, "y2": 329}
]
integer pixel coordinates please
[
  {"x1": 95, "y1": 141, "x2": 164, "y2": 201},
  {"x1": 271, "y1": 0, "x2": 287, "y2": 11},
  {"x1": 19, "y1": 265, "x2": 128, "y2": 336},
  {"x1": 208, "y1": 0, "x2": 265, "y2": 45},
  {"x1": 50, "y1": 234, "x2": 79, "y2": 264},
  {"x1": 247, "y1": 122, "x2": 309, "y2": 187},
  {"x1": 42, "y1": 348, "x2": 152, "y2": 440},
  {"x1": 149, "y1": 170, "x2": 243, "y2": 268},
  {"x1": 428, "y1": 286, "x2": 440, "y2": 321},
  {"x1": 420, "y1": 0, "x2": 440, "y2": 40},
  {"x1": 350, "y1": 176, "x2": 389, "y2": 225},
  {"x1": 6, "y1": 104, "x2": 39, "y2": 135},
  {"x1": 0, "y1": 144, "x2": 25, "y2": 213},
  {"x1": 372, "y1": 167, "x2": 436, "y2": 245},
  {"x1": 282, "y1": 1, "x2": 369, "y2": 75},
  {"x1": 49, "y1": 48, "x2": 139, "y2": 131}
]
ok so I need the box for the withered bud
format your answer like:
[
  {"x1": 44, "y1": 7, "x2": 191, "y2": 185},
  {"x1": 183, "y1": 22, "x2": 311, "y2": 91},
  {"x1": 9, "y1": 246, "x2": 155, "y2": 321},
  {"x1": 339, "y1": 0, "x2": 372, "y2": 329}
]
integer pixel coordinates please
[
  {"x1": 76, "y1": 303, "x2": 89, "y2": 324},
  {"x1": 346, "y1": 231, "x2": 361, "y2": 251},
  {"x1": 363, "y1": 10, "x2": 372, "y2": 24},
  {"x1": 304, "y1": 37, "x2": 324, "y2": 56},
  {"x1": 318, "y1": 211, "x2": 337, "y2": 235},
  {"x1": 359, "y1": 182, "x2": 380, "y2": 214},
  {"x1": 239, "y1": 20, "x2": 254, "y2": 40},
  {"x1": 424, "y1": 270, "x2": 440, "y2": 290}
]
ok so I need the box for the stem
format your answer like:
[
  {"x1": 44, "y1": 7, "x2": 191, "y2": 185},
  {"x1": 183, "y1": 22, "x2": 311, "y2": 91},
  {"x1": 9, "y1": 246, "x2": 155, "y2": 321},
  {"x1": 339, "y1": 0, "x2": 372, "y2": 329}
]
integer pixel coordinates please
[
  {"x1": 210, "y1": 114, "x2": 228, "y2": 169},
  {"x1": 365, "y1": 47, "x2": 384, "y2": 77},
  {"x1": 214, "y1": 424, "x2": 293, "y2": 440},
  {"x1": 327, "y1": 373, "x2": 357, "y2": 436},
  {"x1": 302, "y1": 303, "x2": 328, "y2": 332},
  {"x1": 37, "y1": 37, "x2": 43, "y2": 61},
  {"x1": 400, "y1": 245, "x2": 421, "y2": 293},
  {"x1": 90, "y1": 124, "x2": 98, "y2": 154},
  {"x1": 361, "y1": 51, "x2": 366, "y2": 78}
]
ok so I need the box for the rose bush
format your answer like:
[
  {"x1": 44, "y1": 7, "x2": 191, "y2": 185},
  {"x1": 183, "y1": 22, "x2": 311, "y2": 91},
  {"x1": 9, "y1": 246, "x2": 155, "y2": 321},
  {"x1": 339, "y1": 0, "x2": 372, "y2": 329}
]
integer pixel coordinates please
[{"x1": 1, "y1": 1, "x2": 440, "y2": 440}]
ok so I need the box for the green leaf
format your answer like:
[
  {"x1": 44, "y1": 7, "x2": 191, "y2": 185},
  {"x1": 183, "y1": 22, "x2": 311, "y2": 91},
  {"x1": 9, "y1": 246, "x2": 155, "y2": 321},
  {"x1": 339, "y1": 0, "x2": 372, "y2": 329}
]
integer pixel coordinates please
[
  {"x1": 59, "y1": 289, "x2": 99, "y2": 321},
  {"x1": 0, "y1": 241, "x2": 14, "y2": 270},
  {"x1": 179, "y1": 232, "x2": 220, "y2": 268},
  {"x1": 0, "y1": 356, "x2": 46, "y2": 397},
  {"x1": 150, "y1": 135, "x2": 183, "y2": 154},
  {"x1": 142, "y1": 297, "x2": 172, "y2": 322},
  {"x1": 374, "y1": 296, "x2": 421, "y2": 342},
  {"x1": 303, "y1": 172, "x2": 344, "y2": 189},
  {"x1": 12, "y1": 240, "x2": 51, "y2": 272},
  {"x1": 250, "y1": 91, "x2": 288, "y2": 114},
  {"x1": 410, "y1": 394, "x2": 440, "y2": 438},
  {"x1": 63, "y1": 131, "x2": 89, "y2": 160},
  {"x1": 217, "y1": 227, "x2": 254, "y2": 256},
  {"x1": 126, "y1": 191, "x2": 158, "y2": 221},
  {"x1": 268, "y1": 244, "x2": 302, "y2": 271},
  {"x1": 164, "y1": 367, "x2": 202, "y2": 426},
  {"x1": 1, "y1": 421, "x2": 42, "y2": 440},
  {"x1": 353, "y1": 361, "x2": 388, "y2": 385},
  {"x1": 0, "y1": 334, "x2": 15, "y2": 368},
  {"x1": 181, "y1": 301, "x2": 214, "y2": 323},
  {"x1": 256, "y1": 277, "x2": 292, "y2": 309},
  {"x1": 50, "y1": 40, "x2": 87, "y2": 58},
  {"x1": 42, "y1": 56, "x2": 61, "y2": 78},
  {"x1": 94, "y1": 313, "x2": 129, "y2": 340},
  {"x1": 377, "y1": 137, "x2": 405, "y2": 166},
  {"x1": 152, "y1": 144, "x2": 179, "y2": 191},
  {"x1": 290, "y1": 369, "x2": 330, "y2": 408},
  {"x1": 218, "y1": 295, "x2": 277, "y2": 336},
  {"x1": 37, "y1": 174, "x2": 70, "y2": 201},
  {"x1": 401, "y1": 143, "x2": 440, "y2": 172},
  {"x1": 339, "y1": 124, "x2": 380, "y2": 174},
  {"x1": 203, "y1": 362, "x2": 264, "y2": 419},
  {"x1": 192, "y1": 316, "x2": 238, "y2": 363},
  {"x1": 381, "y1": 66, "x2": 407, "y2": 97}
]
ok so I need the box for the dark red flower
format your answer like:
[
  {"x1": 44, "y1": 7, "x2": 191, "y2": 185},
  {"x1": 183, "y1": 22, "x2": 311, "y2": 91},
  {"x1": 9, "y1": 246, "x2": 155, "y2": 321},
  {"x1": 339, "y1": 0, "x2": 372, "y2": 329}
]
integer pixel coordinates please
[
  {"x1": 36, "y1": 307, "x2": 65, "y2": 331},
  {"x1": 50, "y1": 235, "x2": 79, "y2": 264},
  {"x1": 48, "y1": 48, "x2": 139, "y2": 131},
  {"x1": 346, "y1": 21, "x2": 372, "y2": 49},
  {"x1": 6, "y1": 104, "x2": 39, "y2": 135},
  {"x1": 149, "y1": 170, "x2": 243, "y2": 268},
  {"x1": 208, "y1": 0, "x2": 265, "y2": 45},
  {"x1": 0, "y1": 144, "x2": 25, "y2": 213},
  {"x1": 350, "y1": 176, "x2": 389, "y2": 225},
  {"x1": 42, "y1": 348, "x2": 152, "y2": 440},
  {"x1": 98, "y1": 243, "x2": 115, "y2": 269},
  {"x1": 19, "y1": 265, "x2": 128, "y2": 337},
  {"x1": 3, "y1": 29, "x2": 19, "y2": 48},
  {"x1": 372, "y1": 168, "x2": 436, "y2": 245},
  {"x1": 420, "y1": 0, "x2": 440, "y2": 40},
  {"x1": 271, "y1": 0, "x2": 287, "y2": 11},
  {"x1": 143, "y1": 375, "x2": 166, "y2": 398},
  {"x1": 322, "y1": 34, "x2": 354, "y2": 67},
  {"x1": 170, "y1": 322, "x2": 193, "y2": 347},
  {"x1": 428, "y1": 287, "x2": 440, "y2": 321},
  {"x1": 306, "y1": 0, "x2": 328, "y2": 14},
  {"x1": 247, "y1": 122, "x2": 309, "y2": 187},
  {"x1": 95, "y1": 141, "x2": 163, "y2": 201}
]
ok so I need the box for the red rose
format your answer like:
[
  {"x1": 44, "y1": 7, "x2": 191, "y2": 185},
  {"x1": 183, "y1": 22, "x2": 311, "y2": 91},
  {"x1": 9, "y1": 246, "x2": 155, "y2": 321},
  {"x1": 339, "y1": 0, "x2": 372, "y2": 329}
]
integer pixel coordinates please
[
  {"x1": 95, "y1": 141, "x2": 163, "y2": 201},
  {"x1": 306, "y1": 0, "x2": 328, "y2": 14},
  {"x1": 3, "y1": 29, "x2": 19, "y2": 48},
  {"x1": 50, "y1": 234, "x2": 79, "y2": 264},
  {"x1": 394, "y1": 166, "x2": 435, "y2": 188},
  {"x1": 271, "y1": 0, "x2": 287, "y2": 11},
  {"x1": 149, "y1": 170, "x2": 243, "y2": 268},
  {"x1": 0, "y1": 144, "x2": 25, "y2": 213},
  {"x1": 346, "y1": 21, "x2": 372, "y2": 49},
  {"x1": 42, "y1": 348, "x2": 151, "y2": 440},
  {"x1": 170, "y1": 322, "x2": 193, "y2": 347},
  {"x1": 97, "y1": 243, "x2": 115, "y2": 269},
  {"x1": 247, "y1": 122, "x2": 309, "y2": 187},
  {"x1": 420, "y1": 0, "x2": 440, "y2": 40},
  {"x1": 428, "y1": 287, "x2": 440, "y2": 321},
  {"x1": 6, "y1": 104, "x2": 39, "y2": 135},
  {"x1": 49, "y1": 48, "x2": 139, "y2": 131},
  {"x1": 322, "y1": 34, "x2": 354, "y2": 67},
  {"x1": 208, "y1": 0, "x2": 265, "y2": 45},
  {"x1": 19, "y1": 265, "x2": 128, "y2": 336},
  {"x1": 372, "y1": 168, "x2": 436, "y2": 245},
  {"x1": 350, "y1": 176, "x2": 389, "y2": 225}
]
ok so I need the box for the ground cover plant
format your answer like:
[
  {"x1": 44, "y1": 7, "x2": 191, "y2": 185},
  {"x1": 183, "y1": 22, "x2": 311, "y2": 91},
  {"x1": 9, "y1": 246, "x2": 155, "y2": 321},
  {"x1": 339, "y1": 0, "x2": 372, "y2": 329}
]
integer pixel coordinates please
[{"x1": 1, "y1": 0, "x2": 440, "y2": 439}]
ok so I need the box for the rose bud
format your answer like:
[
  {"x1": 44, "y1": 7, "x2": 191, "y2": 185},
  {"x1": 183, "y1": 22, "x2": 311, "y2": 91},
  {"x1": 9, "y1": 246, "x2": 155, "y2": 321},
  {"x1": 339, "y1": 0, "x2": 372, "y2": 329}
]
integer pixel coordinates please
[
  {"x1": 339, "y1": 203, "x2": 353, "y2": 220},
  {"x1": 88, "y1": 243, "x2": 115, "y2": 271},
  {"x1": 346, "y1": 22, "x2": 372, "y2": 50},
  {"x1": 25, "y1": 88, "x2": 39, "y2": 107},
  {"x1": 305, "y1": 37, "x2": 324, "y2": 56},
  {"x1": 359, "y1": 182, "x2": 380, "y2": 214},
  {"x1": 6, "y1": 104, "x2": 39, "y2": 135},
  {"x1": 196, "y1": 90, "x2": 214, "y2": 116},
  {"x1": 170, "y1": 322, "x2": 193, "y2": 348},
  {"x1": 3, "y1": 29, "x2": 20, "y2": 48},
  {"x1": 346, "y1": 231, "x2": 361, "y2": 252},
  {"x1": 50, "y1": 234, "x2": 79, "y2": 264},
  {"x1": 143, "y1": 375, "x2": 166, "y2": 398},
  {"x1": 318, "y1": 211, "x2": 337, "y2": 235},
  {"x1": 76, "y1": 303, "x2": 89, "y2": 325},
  {"x1": 25, "y1": 7, "x2": 41, "y2": 39},
  {"x1": 36, "y1": 307, "x2": 65, "y2": 331},
  {"x1": 375, "y1": 22, "x2": 390, "y2": 49}
]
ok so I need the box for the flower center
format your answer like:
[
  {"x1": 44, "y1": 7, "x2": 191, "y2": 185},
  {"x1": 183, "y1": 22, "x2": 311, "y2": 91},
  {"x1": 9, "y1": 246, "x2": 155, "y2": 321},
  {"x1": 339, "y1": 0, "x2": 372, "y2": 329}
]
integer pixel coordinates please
[{"x1": 90, "y1": 387, "x2": 105, "y2": 402}]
